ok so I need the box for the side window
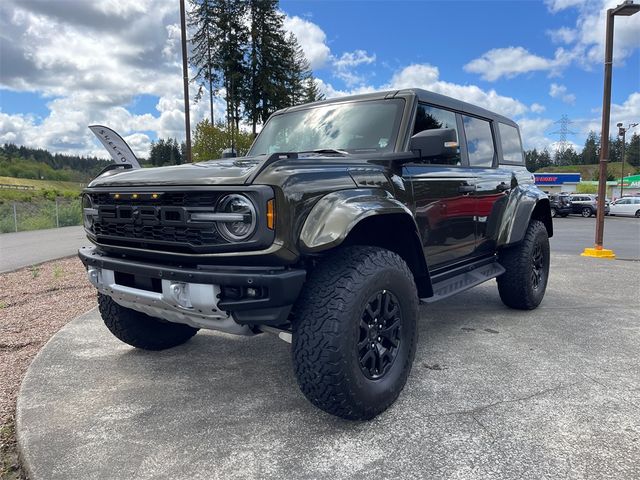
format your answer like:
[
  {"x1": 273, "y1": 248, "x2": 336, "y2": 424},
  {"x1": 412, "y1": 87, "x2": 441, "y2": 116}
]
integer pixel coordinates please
[
  {"x1": 462, "y1": 115, "x2": 495, "y2": 167},
  {"x1": 412, "y1": 104, "x2": 461, "y2": 165},
  {"x1": 498, "y1": 123, "x2": 524, "y2": 164}
]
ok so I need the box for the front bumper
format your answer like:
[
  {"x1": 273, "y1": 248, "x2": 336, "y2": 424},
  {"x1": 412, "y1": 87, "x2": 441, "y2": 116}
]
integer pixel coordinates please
[{"x1": 78, "y1": 246, "x2": 306, "y2": 331}]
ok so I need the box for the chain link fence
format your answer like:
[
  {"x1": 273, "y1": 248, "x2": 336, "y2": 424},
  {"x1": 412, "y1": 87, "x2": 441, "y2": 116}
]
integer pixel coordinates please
[{"x1": 0, "y1": 197, "x2": 82, "y2": 233}]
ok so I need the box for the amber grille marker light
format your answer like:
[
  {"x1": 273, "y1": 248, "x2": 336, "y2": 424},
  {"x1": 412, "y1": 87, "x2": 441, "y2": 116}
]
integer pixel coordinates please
[{"x1": 266, "y1": 199, "x2": 275, "y2": 230}]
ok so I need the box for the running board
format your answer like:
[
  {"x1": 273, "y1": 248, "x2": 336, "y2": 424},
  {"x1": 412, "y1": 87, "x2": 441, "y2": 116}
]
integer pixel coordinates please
[{"x1": 421, "y1": 261, "x2": 505, "y2": 304}]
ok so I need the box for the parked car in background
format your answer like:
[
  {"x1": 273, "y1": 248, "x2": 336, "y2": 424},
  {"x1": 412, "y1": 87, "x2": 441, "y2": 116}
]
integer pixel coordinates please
[
  {"x1": 549, "y1": 193, "x2": 572, "y2": 218},
  {"x1": 609, "y1": 197, "x2": 640, "y2": 217},
  {"x1": 568, "y1": 194, "x2": 610, "y2": 217}
]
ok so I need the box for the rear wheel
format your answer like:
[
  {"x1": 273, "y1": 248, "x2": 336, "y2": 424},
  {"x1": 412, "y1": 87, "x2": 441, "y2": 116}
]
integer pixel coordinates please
[
  {"x1": 582, "y1": 207, "x2": 592, "y2": 217},
  {"x1": 497, "y1": 220, "x2": 550, "y2": 310},
  {"x1": 98, "y1": 294, "x2": 199, "y2": 350},
  {"x1": 292, "y1": 246, "x2": 418, "y2": 420}
]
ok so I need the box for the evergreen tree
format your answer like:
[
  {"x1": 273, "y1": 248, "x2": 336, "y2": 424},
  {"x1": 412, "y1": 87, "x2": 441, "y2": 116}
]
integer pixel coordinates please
[
  {"x1": 189, "y1": 0, "x2": 218, "y2": 125},
  {"x1": 525, "y1": 148, "x2": 539, "y2": 172},
  {"x1": 608, "y1": 136, "x2": 623, "y2": 163},
  {"x1": 539, "y1": 149, "x2": 552, "y2": 170},
  {"x1": 149, "y1": 138, "x2": 183, "y2": 166},
  {"x1": 554, "y1": 147, "x2": 579, "y2": 166},
  {"x1": 301, "y1": 77, "x2": 325, "y2": 104},
  {"x1": 626, "y1": 132, "x2": 640, "y2": 167},
  {"x1": 580, "y1": 131, "x2": 599, "y2": 165}
]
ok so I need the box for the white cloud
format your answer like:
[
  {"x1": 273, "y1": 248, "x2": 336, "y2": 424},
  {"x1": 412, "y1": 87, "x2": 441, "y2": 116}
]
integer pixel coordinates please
[
  {"x1": 549, "y1": 83, "x2": 577, "y2": 104},
  {"x1": 464, "y1": 46, "x2": 572, "y2": 81},
  {"x1": 546, "y1": 0, "x2": 640, "y2": 66},
  {"x1": 581, "y1": 91, "x2": 640, "y2": 136},
  {"x1": 531, "y1": 103, "x2": 547, "y2": 114},
  {"x1": 333, "y1": 50, "x2": 376, "y2": 69},
  {"x1": 332, "y1": 50, "x2": 376, "y2": 86},
  {"x1": 386, "y1": 64, "x2": 528, "y2": 117},
  {"x1": 544, "y1": 0, "x2": 584, "y2": 13},
  {"x1": 283, "y1": 15, "x2": 331, "y2": 69},
  {"x1": 0, "y1": 0, "x2": 228, "y2": 158},
  {"x1": 547, "y1": 27, "x2": 578, "y2": 44}
]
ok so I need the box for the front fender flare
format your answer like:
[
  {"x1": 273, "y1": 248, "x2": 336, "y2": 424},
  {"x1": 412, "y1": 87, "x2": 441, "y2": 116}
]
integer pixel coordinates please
[
  {"x1": 497, "y1": 184, "x2": 552, "y2": 247},
  {"x1": 299, "y1": 189, "x2": 417, "y2": 253}
]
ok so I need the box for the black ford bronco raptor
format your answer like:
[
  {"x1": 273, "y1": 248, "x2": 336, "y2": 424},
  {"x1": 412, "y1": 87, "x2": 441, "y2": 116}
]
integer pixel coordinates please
[{"x1": 79, "y1": 89, "x2": 552, "y2": 420}]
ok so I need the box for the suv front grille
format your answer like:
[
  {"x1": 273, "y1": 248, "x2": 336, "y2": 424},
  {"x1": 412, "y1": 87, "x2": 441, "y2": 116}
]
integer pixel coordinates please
[{"x1": 87, "y1": 190, "x2": 235, "y2": 253}]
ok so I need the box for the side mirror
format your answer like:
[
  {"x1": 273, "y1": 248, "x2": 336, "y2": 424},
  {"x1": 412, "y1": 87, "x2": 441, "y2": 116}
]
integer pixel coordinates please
[{"x1": 409, "y1": 128, "x2": 458, "y2": 160}]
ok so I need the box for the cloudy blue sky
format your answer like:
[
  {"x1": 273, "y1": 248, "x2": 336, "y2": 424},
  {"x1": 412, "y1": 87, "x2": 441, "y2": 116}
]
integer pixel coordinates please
[{"x1": 0, "y1": 0, "x2": 638, "y2": 158}]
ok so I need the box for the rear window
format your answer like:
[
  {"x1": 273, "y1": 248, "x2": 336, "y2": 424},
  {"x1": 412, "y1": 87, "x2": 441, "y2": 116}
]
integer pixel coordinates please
[{"x1": 498, "y1": 123, "x2": 524, "y2": 164}]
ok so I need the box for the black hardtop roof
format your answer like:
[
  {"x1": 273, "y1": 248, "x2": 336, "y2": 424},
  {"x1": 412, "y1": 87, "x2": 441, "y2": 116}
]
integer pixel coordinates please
[{"x1": 278, "y1": 88, "x2": 519, "y2": 128}]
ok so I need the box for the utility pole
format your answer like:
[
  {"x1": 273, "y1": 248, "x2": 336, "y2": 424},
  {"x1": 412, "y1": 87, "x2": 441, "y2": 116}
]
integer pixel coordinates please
[{"x1": 180, "y1": 0, "x2": 192, "y2": 163}]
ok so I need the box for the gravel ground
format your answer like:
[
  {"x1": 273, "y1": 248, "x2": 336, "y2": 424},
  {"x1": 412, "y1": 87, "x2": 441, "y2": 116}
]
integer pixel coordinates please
[{"x1": 0, "y1": 257, "x2": 96, "y2": 479}]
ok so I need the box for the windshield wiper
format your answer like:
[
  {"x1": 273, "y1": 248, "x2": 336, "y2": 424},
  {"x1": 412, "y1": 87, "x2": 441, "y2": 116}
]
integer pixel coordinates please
[{"x1": 297, "y1": 148, "x2": 349, "y2": 156}]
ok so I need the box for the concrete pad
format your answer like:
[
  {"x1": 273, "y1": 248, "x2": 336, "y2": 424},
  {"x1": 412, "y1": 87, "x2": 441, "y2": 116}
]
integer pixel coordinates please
[{"x1": 16, "y1": 254, "x2": 640, "y2": 480}]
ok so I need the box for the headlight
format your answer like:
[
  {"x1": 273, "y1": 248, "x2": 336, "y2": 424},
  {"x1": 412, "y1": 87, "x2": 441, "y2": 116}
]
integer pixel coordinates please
[
  {"x1": 216, "y1": 194, "x2": 256, "y2": 241},
  {"x1": 82, "y1": 194, "x2": 97, "y2": 230}
]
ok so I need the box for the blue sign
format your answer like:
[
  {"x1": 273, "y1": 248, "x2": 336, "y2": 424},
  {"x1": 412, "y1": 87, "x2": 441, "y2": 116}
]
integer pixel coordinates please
[{"x1": 534, "y1": 173, "x2": 581, "y2": 185}]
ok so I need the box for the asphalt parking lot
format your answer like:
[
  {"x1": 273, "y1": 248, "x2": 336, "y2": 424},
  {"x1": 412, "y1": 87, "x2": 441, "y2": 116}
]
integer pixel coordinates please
[
  {"x1": 16, "y1": 219, "x2": 640, "y2": 480},
  {"x1": 550, "y1": 215, "x2": 640, "y2": 260}
]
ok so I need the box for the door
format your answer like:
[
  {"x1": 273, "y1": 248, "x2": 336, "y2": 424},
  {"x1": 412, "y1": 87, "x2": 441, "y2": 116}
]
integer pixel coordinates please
[
  {"x1": 404, "y1": 104, "x2": 477, "y2": 268},
  {"x1": 468, "y1": 119, "x2": 518, "y2": 256}
]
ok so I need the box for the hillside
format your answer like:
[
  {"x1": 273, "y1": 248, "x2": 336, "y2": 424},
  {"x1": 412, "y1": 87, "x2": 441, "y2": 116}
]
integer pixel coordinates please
[
  {"x1": 534, "y1": 162, "x2": 638, "y2": 181},
  {"x1": 0, "y1": 176, "x2": 85, "y2": 192}
]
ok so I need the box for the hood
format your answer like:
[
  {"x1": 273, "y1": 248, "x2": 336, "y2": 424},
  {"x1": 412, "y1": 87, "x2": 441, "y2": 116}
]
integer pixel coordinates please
[{"x1": 88, "y1": 157, "x2": 264, "y2": 188}]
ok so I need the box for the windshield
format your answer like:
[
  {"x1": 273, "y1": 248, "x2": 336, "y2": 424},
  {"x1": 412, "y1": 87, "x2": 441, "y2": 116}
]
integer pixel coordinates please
[{"x1": 248, "y1": 99, "x2": 405, "y2": 156}]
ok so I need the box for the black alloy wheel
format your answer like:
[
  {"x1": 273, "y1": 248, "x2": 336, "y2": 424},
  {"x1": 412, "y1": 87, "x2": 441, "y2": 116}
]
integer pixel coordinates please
[
  {"x1": 531, "y1": 242, "x2": 545, "y2": 291},
  {"x1": 358, "y1": 290, "x2": 402, "y2": 380}
]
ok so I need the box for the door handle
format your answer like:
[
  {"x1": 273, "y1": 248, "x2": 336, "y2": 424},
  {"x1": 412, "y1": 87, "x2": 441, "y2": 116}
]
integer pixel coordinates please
[
  {"x1": 458, "y1": 185, "x2": 475, "y2": 193},
  {"x1": 496, "y1": 182, "x2": 510, "y2": 192}
]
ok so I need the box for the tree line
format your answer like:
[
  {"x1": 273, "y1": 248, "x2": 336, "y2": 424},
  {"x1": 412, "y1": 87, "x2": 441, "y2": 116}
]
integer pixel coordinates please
[
  {"x1": 525, "y1": 131, "x2": 640, "y2": 173},
  {"x1": 0, "y1": 144, "x2": 111, "y2": 182},
  {"x1": 188, "y1": 0, "x2": 324, "y2": 146}
]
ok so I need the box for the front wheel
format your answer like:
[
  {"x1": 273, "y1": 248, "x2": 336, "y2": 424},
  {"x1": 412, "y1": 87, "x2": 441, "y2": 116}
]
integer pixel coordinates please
[
  {"x1": 550, "y1": 207, "x2": 557, "y2": 218},
  {"x1": 582, "y1": 207, "x2": 592, "y2": 217},
  {"x1": 497, "y1": 220, "x2": 550, "y2": 310},
  {"x1": 635, "y1": 210, "x2": 640, "y2": 218},
  {"x1": 292, "y1": 246, "x2": 418, "y2": 420},
  {"x1": 98, "y1": 294, "x2": 199, "y2": 350}
]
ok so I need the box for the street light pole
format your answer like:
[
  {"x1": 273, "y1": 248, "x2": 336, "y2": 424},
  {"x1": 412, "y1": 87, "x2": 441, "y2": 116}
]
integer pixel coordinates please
[
  {"x1": 582, "y1": 1, "x2": 640, "y2": 259},
  {"x1": 179, "y1": 0, "x2": 192, "y2": 163},
  {"x1": 618, "y1": 123, "x2": 626, "y2": 198}
]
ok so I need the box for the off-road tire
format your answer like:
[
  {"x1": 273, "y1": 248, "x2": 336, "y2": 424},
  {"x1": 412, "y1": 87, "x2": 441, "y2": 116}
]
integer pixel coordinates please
[
  {"x1": 582, "y1": 207, "x2": 592, "y2": 217},
  {"x1": 497, "y1": 220, "x2": 550, "y2": 310},
  {"x1": 98, "y1": 293, "x2": 199, "y2": 350},
  {"x1": 292, "y1": 246, "x2": 418, "y2": 420}
]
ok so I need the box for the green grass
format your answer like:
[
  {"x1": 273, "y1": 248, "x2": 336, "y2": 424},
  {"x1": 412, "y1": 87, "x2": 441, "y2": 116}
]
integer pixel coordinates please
[{"x1": 0, "y1": 176, "x2": 85, "y2": 192}]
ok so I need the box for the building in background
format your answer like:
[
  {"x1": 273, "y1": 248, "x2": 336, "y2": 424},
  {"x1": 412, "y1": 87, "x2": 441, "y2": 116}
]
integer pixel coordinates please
[
  {"x1": 534, "y1": 173, "x2": 581, "y2": 194},
  {"x1": 612, "y1": 174, "x2": 640, "y2": 198}
]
